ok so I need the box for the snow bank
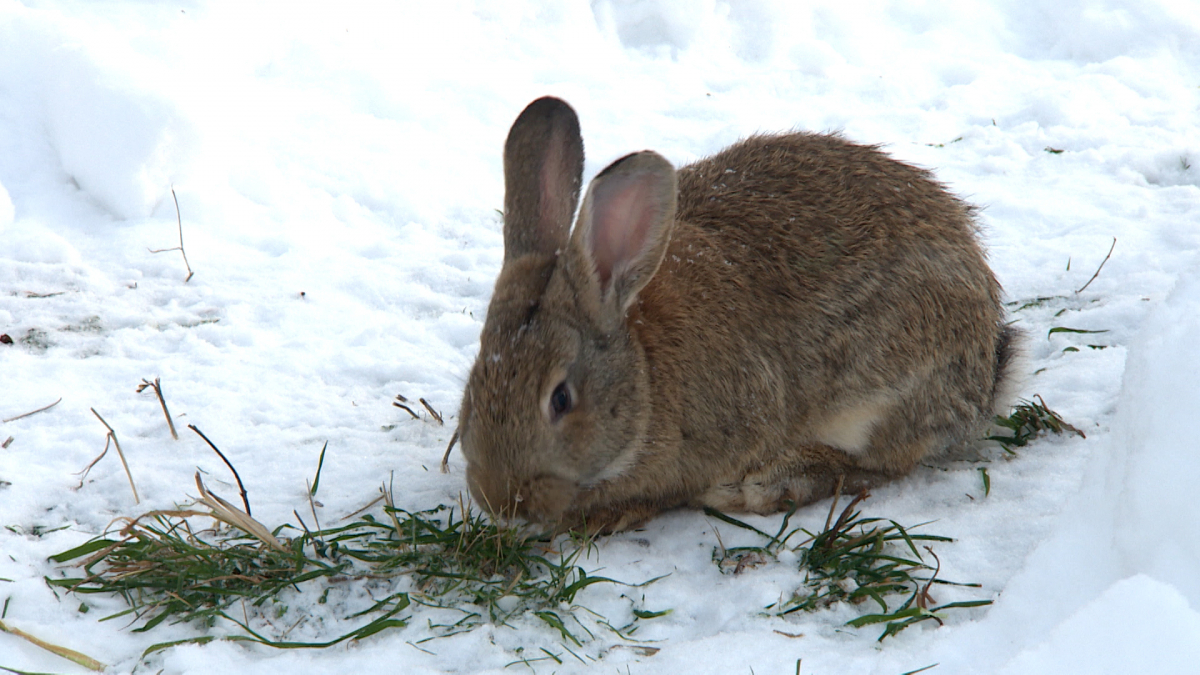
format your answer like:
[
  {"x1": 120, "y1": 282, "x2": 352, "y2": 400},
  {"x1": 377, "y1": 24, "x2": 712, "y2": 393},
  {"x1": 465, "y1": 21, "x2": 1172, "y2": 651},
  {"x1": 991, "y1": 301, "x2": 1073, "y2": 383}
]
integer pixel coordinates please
[
  {"x1": 1111, "y1": 259, "x2": 1200, "y2": 604},
  {"x1": 998, "y1": 574, "x2": 1200, "y2": 675},
  {"x1": 0, "y1": 5, "x2": 195, "y2": 220},
  {"x1": 934, "y1": 257, "x2": 1200, "y2": 673},
  {"x1": 43, "y1": 43, "x2": 194, "y2": 220},
  {"x1": 0, "y1": 180, "x2": 12, "y2": 229}
]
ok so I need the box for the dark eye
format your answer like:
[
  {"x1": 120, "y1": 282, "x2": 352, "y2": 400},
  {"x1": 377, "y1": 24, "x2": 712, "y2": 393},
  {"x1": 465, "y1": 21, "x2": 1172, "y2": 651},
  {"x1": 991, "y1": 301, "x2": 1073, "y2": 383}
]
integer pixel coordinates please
[{"x1": 549, "y1": 381, "x2": 572, "y2": 419}]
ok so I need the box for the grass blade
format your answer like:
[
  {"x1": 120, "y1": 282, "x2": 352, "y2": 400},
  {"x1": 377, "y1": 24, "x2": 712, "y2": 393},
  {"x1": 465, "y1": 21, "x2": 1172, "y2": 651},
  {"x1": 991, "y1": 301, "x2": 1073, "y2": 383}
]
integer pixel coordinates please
[
  {"x1": 703, "y1": 507, "x2": 775, "y2": 541},
  {"x1": 0, "y1": 619, "x2": 106, "y2": 671},
  {"x1": 631, "y1": 608, "x2": 672, "y2": 619},
  {"x1": 535, "y1": 611, "x2": 582, "y2": 647},
  {"x1": 310, "y1": 442, "x2": 328, "y2": 497},
  {"x1": 1047, "y1": 326, "x2": 1108, "y2": 337},
  {"x1": 47, "y1": 539, "x2": 118, "y2": 564}
]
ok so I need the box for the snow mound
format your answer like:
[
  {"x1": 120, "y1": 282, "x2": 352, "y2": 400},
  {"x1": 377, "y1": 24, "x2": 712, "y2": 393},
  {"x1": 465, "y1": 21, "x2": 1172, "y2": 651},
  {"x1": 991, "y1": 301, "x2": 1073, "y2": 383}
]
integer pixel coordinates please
[
  {"x1": 972, "y1": 257, "x2": 1200, "y2": 672},
  {"x1": 1111, "y1": 257, "x2": 1200, "y2": 604},
  {"x1": 0, "y1": 180, "x2": 12, "y2": 229},
  {"x1": 42, "y1": 42, "x2": 195, "y2": 220},
  {"x1": 999, "y1": 574, "x2": 1200, "y2": 675}
]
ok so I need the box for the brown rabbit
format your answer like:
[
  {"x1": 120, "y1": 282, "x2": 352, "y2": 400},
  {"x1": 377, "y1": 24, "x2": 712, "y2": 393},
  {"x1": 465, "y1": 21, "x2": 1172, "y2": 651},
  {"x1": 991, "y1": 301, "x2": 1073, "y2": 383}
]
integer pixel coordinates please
[{"x1": 457, "y1": 96, "x2": 1021, "y2": 532}]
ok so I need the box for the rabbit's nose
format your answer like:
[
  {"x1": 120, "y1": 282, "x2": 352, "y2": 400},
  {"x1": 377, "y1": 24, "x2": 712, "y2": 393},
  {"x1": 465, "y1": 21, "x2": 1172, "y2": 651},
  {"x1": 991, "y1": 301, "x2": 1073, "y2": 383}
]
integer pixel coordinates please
[
  {"x1": 513, "y1": 474, "x2": 577, "y2": 524},
  {"x1": 466, "y1": 460, "x2": 580, "y2": 525},
  {"x1": 464, "y1": 467, "x2": 528, "y2": 521}
]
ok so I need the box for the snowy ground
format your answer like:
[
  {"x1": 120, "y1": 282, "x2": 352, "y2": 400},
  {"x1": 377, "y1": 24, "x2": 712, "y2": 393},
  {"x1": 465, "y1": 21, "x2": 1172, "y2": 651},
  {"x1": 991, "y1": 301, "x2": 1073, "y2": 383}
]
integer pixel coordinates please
[{"x1": 2, "y1": 1, "x2": 1199, "y2": 673}]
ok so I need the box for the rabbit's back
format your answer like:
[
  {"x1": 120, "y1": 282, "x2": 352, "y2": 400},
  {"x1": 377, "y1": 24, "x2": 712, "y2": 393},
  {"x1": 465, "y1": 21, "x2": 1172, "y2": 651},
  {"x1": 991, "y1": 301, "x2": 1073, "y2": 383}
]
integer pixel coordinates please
[
  {"x1": 675, "y1": 132, "x2": 990, "y2": 299},
  {"x1": 634, "y1": 132, "x2": 1010, "y2": 491}
]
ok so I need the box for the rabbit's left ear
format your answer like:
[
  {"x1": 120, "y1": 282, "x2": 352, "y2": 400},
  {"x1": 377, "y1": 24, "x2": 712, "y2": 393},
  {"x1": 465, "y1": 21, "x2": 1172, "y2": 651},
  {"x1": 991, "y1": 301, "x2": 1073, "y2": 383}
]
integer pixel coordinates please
[
  {"x1": 502, "y1": 97, "x2": 585, "y2": 261},
  {"x1": 573, "y1": 151, "x2": 677, "y2": 317}
]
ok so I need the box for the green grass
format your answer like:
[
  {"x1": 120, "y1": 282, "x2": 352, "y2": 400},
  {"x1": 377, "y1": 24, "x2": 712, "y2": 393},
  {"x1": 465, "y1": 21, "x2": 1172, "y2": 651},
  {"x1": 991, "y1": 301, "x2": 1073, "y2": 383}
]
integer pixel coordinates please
[
  {"x1": 989, "y1": 395, "x2": 1086, "y2": 452},
  {"x1": 709, "y1": 491, "x2": 991, "y2": 641},
  {"x1": 46, "y1": 488, "x2": 657, "y2": 657}
]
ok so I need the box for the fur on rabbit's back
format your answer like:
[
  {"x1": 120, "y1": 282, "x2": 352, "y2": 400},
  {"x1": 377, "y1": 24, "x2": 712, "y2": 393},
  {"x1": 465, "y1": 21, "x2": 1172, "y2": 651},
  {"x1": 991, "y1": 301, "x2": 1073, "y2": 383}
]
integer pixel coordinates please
[{"x1": 626, "y1": 132, "x2": 1014, "y2": 515}]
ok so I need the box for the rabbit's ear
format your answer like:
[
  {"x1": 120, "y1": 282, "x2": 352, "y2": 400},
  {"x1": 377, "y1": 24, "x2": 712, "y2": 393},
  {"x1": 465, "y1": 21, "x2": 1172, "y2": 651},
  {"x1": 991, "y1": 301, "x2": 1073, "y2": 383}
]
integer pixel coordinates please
[
  {"x1": 574, "y1": 151, "x2": 677, "y2": 316},
  {"x1": 503, "y1": 97, "x2": 585, "y2": 261}
]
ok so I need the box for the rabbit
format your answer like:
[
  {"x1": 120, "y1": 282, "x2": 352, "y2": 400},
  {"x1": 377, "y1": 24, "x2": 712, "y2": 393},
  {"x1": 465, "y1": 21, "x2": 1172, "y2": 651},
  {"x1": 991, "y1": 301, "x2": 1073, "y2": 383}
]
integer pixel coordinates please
[{"x1": 456, "y1": 96, "x2": 1022, "y2": 533}]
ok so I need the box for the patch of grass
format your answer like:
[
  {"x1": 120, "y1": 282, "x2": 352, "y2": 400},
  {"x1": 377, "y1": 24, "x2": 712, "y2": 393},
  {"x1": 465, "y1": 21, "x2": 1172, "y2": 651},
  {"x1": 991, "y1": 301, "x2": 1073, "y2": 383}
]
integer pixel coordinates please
[
  {"x1": 1007, "y1": 295, "x2": 1067, "y2": 312},
  {"x1": 6, "y1": 524, "x2": 72, "y2": 538},
  {"x1": 709, "y1": 491, "x2": 990, "y2": 641},
  {"x1": 47, "y1": 482, "x2": 655, "y2": 657},
  {"x1": 925, "y1": 136, "x2": 963, "y2": 148},
  {"x1": 18, "y1": 328, "x2": 51, "y2": 353},
  {"x1": 989, "y1": 395, "x2": 1085, "y2": 452},
  {"x1": 1047, "y1": 326, "x2": 1108, "y2": 337},
  {"x1": 61, "y1": 316, "x2": 103, "y2": 333}
]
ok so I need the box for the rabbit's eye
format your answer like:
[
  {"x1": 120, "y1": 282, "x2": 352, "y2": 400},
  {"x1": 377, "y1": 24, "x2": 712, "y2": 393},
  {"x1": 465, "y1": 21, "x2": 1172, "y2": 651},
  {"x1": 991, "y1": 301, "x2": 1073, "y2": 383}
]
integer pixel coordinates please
[{"x1": 550, "y1": 381, "x2": 573, "y2": 419}]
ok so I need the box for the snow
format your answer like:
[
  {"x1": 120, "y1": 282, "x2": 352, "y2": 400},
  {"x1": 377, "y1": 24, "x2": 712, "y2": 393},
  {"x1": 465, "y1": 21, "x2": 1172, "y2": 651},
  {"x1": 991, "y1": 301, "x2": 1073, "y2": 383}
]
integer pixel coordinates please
[
  {"x1": 996, "y1": 575, "x2": 1200, "y2": 675},
  {"x1": 1, "y1": 1, "x2": 1199, "y2": 673},
  {"x1": 0, "y1": 182, "x2": 12, "y2": 230}
]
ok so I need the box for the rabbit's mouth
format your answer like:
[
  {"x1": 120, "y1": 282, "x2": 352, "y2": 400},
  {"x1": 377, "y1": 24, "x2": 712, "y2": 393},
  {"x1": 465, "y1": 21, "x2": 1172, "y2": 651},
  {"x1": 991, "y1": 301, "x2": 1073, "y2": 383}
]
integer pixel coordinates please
[{"x1": 466, "y1": 467, "x2": 580, "y2": 527}]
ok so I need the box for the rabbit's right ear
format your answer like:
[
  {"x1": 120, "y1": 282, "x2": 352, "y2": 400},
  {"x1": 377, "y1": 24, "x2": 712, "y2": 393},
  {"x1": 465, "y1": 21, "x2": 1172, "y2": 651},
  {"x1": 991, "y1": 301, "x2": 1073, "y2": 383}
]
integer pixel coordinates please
[
  {"x1": 573, "y1": 151, "x2": 677, "y2": 322},
  {"x1": 502, "y1": 97, "x2": 585, "y2": 261}
]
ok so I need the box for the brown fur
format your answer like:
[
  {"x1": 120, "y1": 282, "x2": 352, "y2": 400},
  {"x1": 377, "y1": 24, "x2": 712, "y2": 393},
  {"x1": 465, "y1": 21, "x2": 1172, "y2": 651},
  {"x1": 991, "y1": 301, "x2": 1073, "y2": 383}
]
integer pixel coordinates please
[{"x1": 458, "y1": 97, "x2": 1021, "y2": 532}]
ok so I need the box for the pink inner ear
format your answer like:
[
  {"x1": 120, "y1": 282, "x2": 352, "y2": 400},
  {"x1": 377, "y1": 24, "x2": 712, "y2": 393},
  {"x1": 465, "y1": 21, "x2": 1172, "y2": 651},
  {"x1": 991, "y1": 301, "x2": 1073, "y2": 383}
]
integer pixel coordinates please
[
  {"x1": 588, "y1": 170, "x2": 663, "y2": 287},
  {"x1": 538, "y1": 125, "x2": 573, "y2": 244}
]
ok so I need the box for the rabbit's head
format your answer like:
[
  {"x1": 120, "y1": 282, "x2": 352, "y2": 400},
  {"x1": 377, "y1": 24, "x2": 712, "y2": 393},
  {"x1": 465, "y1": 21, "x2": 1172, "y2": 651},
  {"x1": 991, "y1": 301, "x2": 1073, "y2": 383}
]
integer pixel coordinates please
[{"x1": 458, "y1": 97, "x2": 677, "y2": 526}]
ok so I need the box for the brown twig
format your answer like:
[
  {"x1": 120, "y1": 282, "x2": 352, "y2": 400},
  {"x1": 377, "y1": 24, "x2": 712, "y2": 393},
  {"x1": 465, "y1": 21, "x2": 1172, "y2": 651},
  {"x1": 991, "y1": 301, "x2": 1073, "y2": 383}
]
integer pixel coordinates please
[
  {"x1": 393, "y1": 394, "x2": 419, "y2": 419},
  {"x1": 419, "y1": 398, "x2": 444, "y2": 425},
  {"x1": 835, "y1": 490, "x2": 870, "y2": 533},
  {"x1": 305, "y1": 477, "x2": 323, "y2": 532},
  {"x1": 293, "y1": 508, "x2": 323, "y2": 558},
  {"x1": 711, "y1": 521, "x2": 727, "y2": 561},
  {"x1": 74, "y1": 445, "x2": 109, "y2": 487},
  {"x1": 393, "y1": 402, "x2": 419, "y2": 418},
  {"x1": 148, "y1": 187, "x2": 194, "y2": 282},
  {"x1": 340, "y1": 494, "x2": 385, "y2": 521},
  {"x1": 137, "y1": 377, "x2": 179, "y2": 439},
  {"x1": 823, "y1": 475, "x2": 847, "y2": 534},
  {"x1": 3, "y1": 397, "x2": 63, "y2": 423},
  {"x1": 380, "y1": 479, "x2": 404, "y2": 543},
  {"x1": 2, "y1": 436, "x2": 12, "y2": 448},
  {"x1": 1075, "y1": 237, "x2": 1116, "y2": 294},
  {"x1": 441, "y1": 427, "x2": 460, "y2": 473},
  {"x1": 188, "y1": 424, "x2": 251, "y2": 516},
  {"x1": 90, "y1": 408, "x2": 139, "y2": 504},
  {"x1": 917, "y1": 546, "x2": 942, "y2": 613},
  {"x1": 821, "y1": 486, "x2": 869, "y2": 552}
]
